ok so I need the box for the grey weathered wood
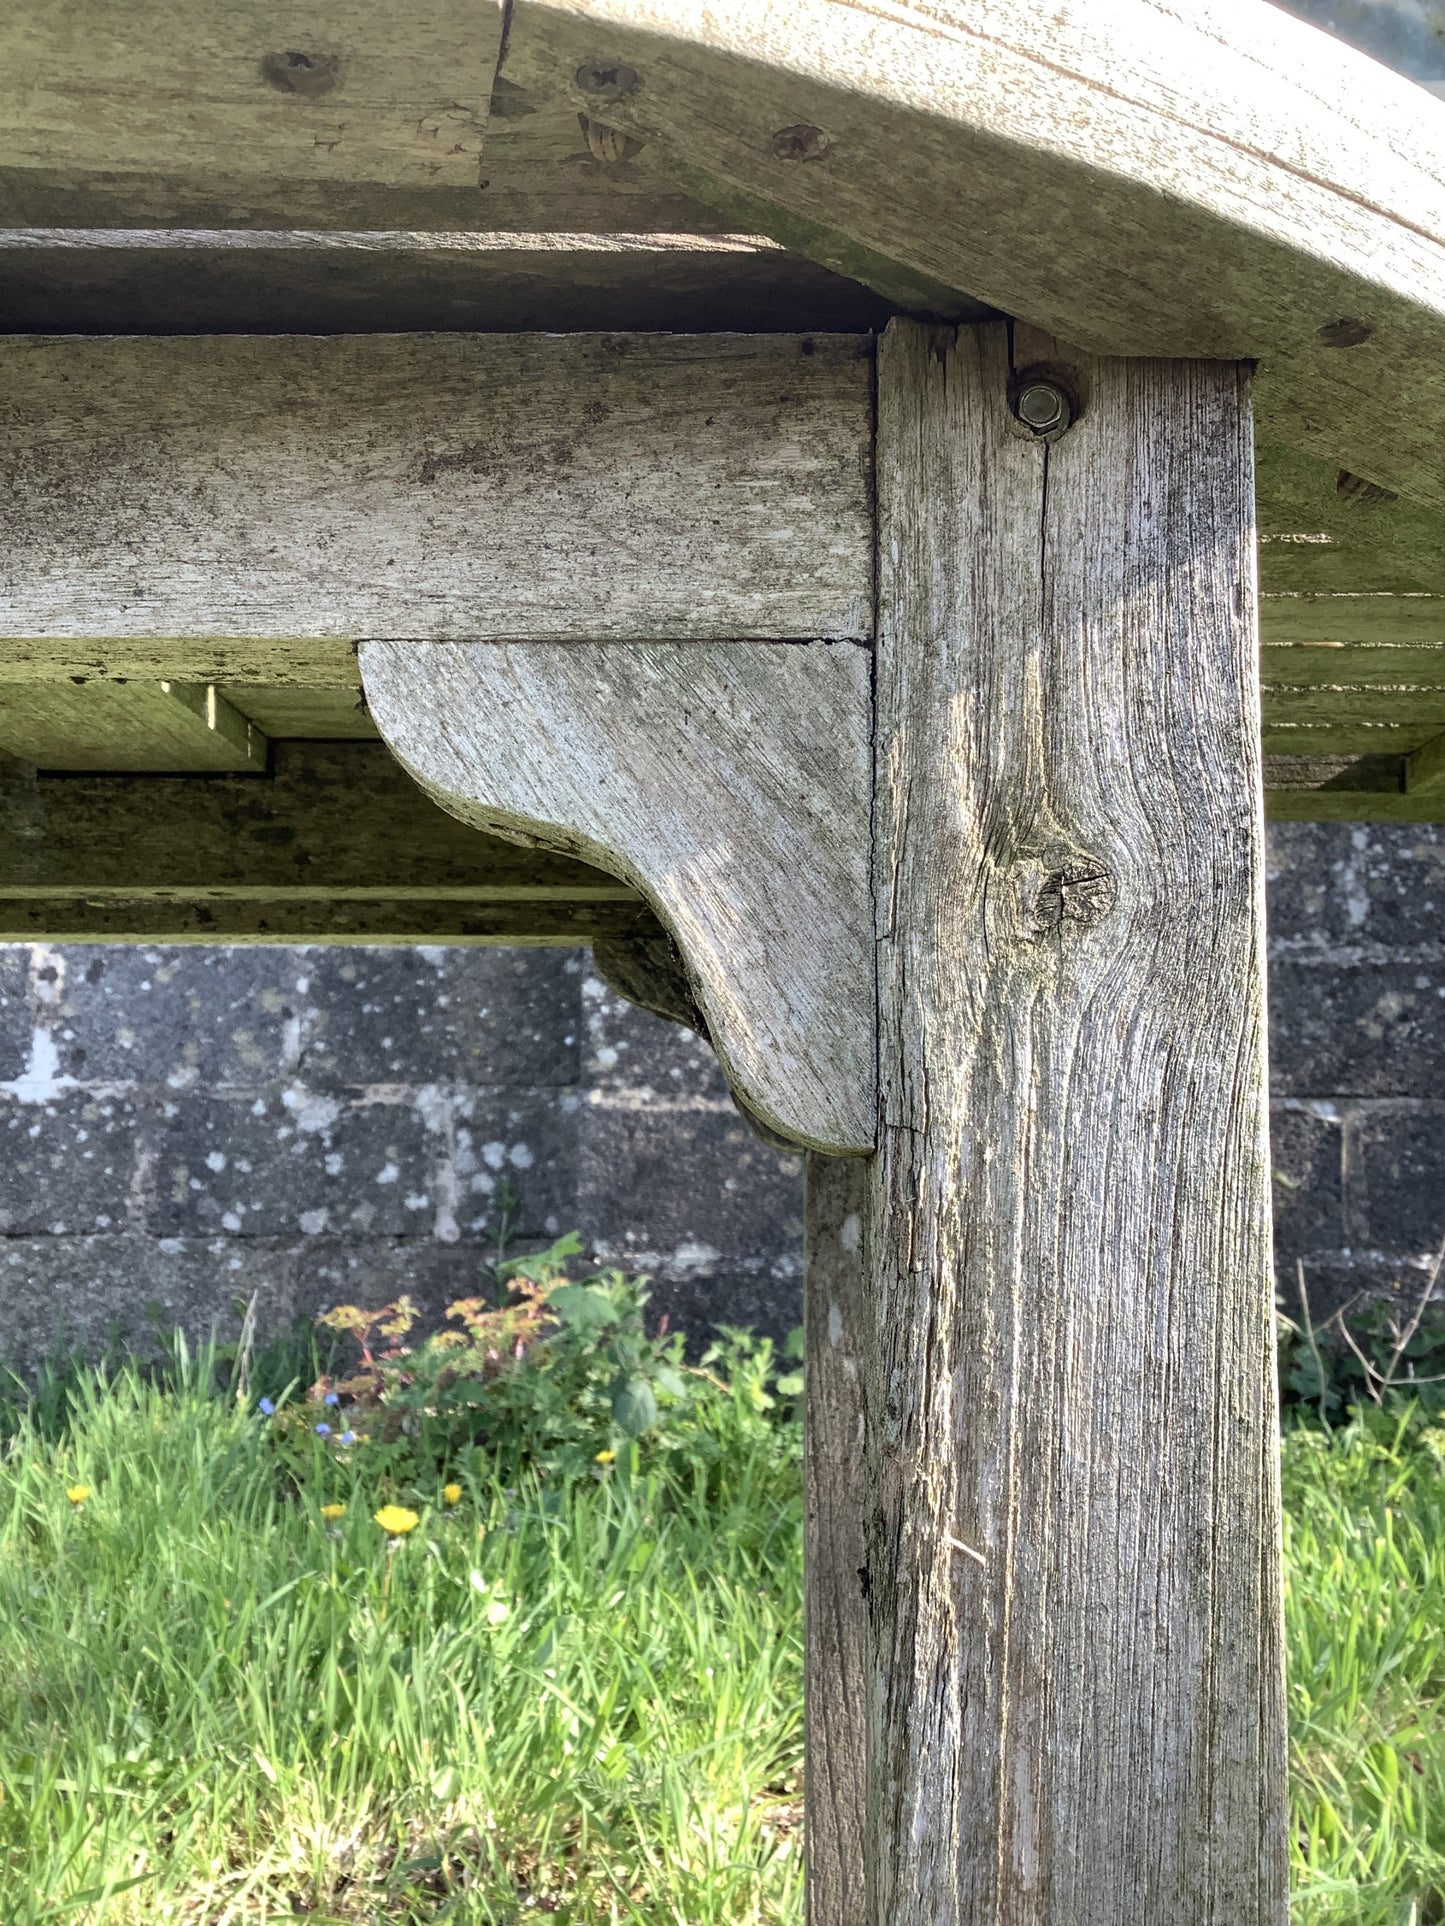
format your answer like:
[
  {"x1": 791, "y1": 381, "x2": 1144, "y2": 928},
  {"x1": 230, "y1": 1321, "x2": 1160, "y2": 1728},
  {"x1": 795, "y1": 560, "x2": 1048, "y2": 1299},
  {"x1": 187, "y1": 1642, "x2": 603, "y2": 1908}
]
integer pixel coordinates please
[
  {"x1": 803, "y1": 1153, "x2": 868, "y2": 1926},
  {"x1": 867, "y1": 321, "x2": 1286, "y2": 1922},
  {"x1": 0, "y1": 333, "x2": 872, "y2": 647},
  {"x1": 0, "y1": 681, "x2": 266, "y2": 771},
  {"x1": 0, "y1": 642, "x2": 363, "y2": 685},
  {"x1": 0, "y1": 1, "x2": 504, "y2": 198},
  {"x1": 504, "y1": 0, "x2": 1445, "y2": 515},
  {"x1": 360, "y1": 639, "x2": 875, "y2": 1153}
]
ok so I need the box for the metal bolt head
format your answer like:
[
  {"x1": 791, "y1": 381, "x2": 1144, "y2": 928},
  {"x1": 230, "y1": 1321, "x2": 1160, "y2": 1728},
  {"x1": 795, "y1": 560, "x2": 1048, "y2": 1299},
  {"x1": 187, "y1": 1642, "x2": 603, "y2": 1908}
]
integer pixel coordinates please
[
  {"x1": 1014, "y1": 380, "x2": 1071, "y2": 437},
  {"x1": 575, "y1": 61, "x2": 640, "y2": 102}
]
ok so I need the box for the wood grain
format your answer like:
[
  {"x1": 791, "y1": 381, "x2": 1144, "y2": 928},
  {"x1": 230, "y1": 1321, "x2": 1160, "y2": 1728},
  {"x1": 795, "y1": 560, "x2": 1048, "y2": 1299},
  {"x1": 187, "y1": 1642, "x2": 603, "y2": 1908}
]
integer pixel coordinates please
[
  {"x1": 0, "y1": 1, "x2": 503, "y2": 196},
  {"x1": 804, "y1": 1153, "x2": 868, "y2": 1926},
  {"x1": 867, "y1": 321, "x2": 1286, "y2": 1922},
  {"x1": 0, "y1": 681, "x2": 265, "y2": 771},
  {"x1": 360, "y1": 639, "x2": 875, "y2": 1152},
  {"x1": 0, "y1": 333, "x2": 872, "y2": 646},
  {"x1": 505, "y1": 0, "x2": 1445, "y2": 514},
  {"x1": 0, "y1": 742, "x2": 639, "y2": 899}
]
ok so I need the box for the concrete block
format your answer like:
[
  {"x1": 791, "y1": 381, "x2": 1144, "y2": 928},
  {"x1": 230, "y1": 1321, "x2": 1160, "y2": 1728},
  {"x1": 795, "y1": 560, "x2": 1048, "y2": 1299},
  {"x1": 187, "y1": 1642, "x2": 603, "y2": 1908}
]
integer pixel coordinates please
[
  {"x1": 0, "y1": 947, "x2": 29, "y2": 1080},
  {"x1": 1355, "y1": 1105, "x2": 1445, "y2": 1255},
  {"x1": 0, "y1": 1089, "x2": 141, "y2": 1234},
  {"x1": 1267, "y1": 822, "x2": 1445, "y2": 951},
  {"x1": 296, "y1": 947, "x2": 582, "y2": 1089},
  {"x1": 1270, "y1": 1104, "x2": 1344, "y2": 1267},
  {"x1": 1269, "y1": 958, "x2": 1445, "y2": 1097},
  {"x1": 577, "y1": 1095, "x2": 804, "y2": 1340},
  {"x1": 580, "y1": 964, "x2": 728, "y2": 1096},
  {"x1": 43, "y1": 945, "x2": 300, "y2": 1085}
]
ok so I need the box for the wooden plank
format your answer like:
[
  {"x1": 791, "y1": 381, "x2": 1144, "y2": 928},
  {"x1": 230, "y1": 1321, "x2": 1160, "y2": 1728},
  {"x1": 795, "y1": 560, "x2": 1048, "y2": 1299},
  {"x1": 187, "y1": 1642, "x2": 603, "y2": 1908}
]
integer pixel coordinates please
[
  {"x1": 1256, "y1": 445, "x2": 1445, "y2": 600},
  {"x1": 0, "y1": 682, "x2": 266, "y2": 771},
  {"x1": 0, "y1": 2, "x2": 504, "y2": 198},
  {"x1": 1406, "y1": 727, "x2": 1445, "y2": 794},
  {"x1": 1261, "y1": 686, "x2": 1445, "y2": 748},
  {"x1": 0, "y1": 228, "x2": 899, "y2": 334},
  {"x1": 0, "y1": 742, "x2": 639, "y2": 900},
  {"x1": 1262, "y1": 723, "x2": 1433, "y2": 756},
  {"x1": 504, "y1": 0, "x2": 1445, "y2": 515},
  {"x1": 1261, "y1": 639, "x2": 1445, "y2": 687},
  {"x1": 360, "y1": 639, "x2": 875, "y2": 1153},
  {"x1": 868, "y1": 322, "x2": 1286, "y2": 1919},
  {"x1": 219, "y1": 686, "x2": 378, "y2": 739},
  {"x1": 803, "y1": 1153, "x2": 867, "y2": 1926},
  {"x1": 0, "y1": 333, "x2": 872, "y2": 646},
  {"x1": 0, "y1": 897, "x2": 649, "y2": 943},
  {"x1": 0, "y1": 641, "x2": 361, "y2": 685},
  {"x1": 1266, "y1": 788, "x2": 1445, "y2": 821}
]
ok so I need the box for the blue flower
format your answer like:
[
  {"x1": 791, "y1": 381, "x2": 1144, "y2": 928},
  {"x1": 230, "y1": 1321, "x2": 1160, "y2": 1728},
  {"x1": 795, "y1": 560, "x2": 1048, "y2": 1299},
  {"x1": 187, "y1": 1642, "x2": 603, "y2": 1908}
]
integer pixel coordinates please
[
  {"x1": 339, "y1": 1430, "x2": 358, "y2": 1446},
  {"x1": 324, "y1": 1392, "x2": 340, "y2": 1407},
  {"x1": 315, "y1": 1423, "x2": 331, "y2": 1438},
  {"x1": 257, "y1": 1397, "x2": 276, "y2": 1417}
]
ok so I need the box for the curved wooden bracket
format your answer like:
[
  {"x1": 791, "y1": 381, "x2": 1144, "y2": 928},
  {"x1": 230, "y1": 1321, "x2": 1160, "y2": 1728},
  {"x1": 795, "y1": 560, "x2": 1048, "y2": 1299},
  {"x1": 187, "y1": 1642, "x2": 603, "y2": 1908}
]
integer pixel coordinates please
[{"x1": 359, "y1": 638, "x2": 876, "y2": 1152}]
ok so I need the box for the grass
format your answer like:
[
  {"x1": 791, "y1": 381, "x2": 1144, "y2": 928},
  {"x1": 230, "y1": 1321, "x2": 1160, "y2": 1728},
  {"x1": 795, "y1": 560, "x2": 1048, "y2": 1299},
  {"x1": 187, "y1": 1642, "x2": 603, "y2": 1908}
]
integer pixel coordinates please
[
  {"x1": 0, "y1": 1348, "x2": 1441, "y2": 1922},
  {"x1": 0, "y1": 1343, "x2": 803, "y2": 1923},
  {"x1": 1284, "y1": 1408, "x2": 1445, "y2": 1923}
]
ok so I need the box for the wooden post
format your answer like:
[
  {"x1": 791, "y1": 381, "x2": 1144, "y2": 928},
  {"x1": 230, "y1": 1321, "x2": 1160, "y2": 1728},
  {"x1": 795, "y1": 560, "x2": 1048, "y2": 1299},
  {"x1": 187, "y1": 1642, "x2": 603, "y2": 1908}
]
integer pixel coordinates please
[
  {"x1": 866, "y1": 322, "x2": 1287, "y2": 1922},
  {"x1": 804, "y1": 1153, "x2": 869, "y2": 1926}
]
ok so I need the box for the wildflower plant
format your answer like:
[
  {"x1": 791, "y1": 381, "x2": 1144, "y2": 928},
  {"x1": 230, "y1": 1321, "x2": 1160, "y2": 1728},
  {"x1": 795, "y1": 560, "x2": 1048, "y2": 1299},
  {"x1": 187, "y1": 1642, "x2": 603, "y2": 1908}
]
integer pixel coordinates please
[{"x1": 258, "y1": 1235, "x2": 773, "y2": 1500}]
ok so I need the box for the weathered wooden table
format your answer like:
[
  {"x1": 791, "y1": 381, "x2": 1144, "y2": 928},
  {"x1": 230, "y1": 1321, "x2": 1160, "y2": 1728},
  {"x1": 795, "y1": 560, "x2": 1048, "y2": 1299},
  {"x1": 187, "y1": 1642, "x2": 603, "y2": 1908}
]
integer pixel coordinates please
[{"x1": 2, "y1": 3, "x2": 1443, "y2": 1919}]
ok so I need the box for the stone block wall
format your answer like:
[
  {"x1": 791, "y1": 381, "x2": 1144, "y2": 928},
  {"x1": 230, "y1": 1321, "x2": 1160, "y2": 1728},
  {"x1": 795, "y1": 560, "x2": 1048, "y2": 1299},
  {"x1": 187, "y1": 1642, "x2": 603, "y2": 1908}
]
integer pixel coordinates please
[
  {"x1": 0, "y1": 945, "x2": 801, "y2": 1369},
  {"x1": 0, "y1": 821, "x2": 1440, "y2": 1366},
  {"x1": 1267, "y1": 822, "x2": 1445, "y2": 1317}
]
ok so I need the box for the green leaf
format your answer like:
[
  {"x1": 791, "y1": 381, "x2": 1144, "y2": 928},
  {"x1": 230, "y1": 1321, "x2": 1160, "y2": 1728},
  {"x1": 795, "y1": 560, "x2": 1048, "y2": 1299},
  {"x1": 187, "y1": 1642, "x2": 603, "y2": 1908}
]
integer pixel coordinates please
[
  {"x1": 612, "y1": 1374, "x2": 659, "y2": 1438},
  {"x1": 652, "y1": 1364, "x2": 686, "y2": 1400},
  {"x1": 550, "y1": 1284, "x2": 620, "y2": 1330}
]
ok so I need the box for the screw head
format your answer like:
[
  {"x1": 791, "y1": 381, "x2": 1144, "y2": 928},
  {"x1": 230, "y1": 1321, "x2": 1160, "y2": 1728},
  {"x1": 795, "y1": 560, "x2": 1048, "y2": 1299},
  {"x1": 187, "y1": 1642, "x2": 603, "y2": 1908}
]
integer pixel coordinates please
[
  {"x1": 1317, "y1": 316, "x2": 1374, "y2": 349},
  {"x1": 575, "y1": 61, "x2": 640, "y2": 103},
  {"x1": 770, "y1": 123, "x2": 832, "y2": 161},
  {"x1": 1014, "y1": 380, "x2": 1071, "y2": 437}
]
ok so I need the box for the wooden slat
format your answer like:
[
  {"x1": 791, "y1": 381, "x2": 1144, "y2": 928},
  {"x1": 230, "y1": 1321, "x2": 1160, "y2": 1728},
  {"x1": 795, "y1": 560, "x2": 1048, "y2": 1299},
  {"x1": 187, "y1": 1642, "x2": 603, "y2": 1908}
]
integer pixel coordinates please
[
  {"x1": 360, "y1": 638, "x2": 875, "y2": 1153},
  {"x1": 868, "y1": 320, "x2": 1285, "y2": 1919},
  {"x1": 1407, "y1": 728, "x2": 1445, "y2": 795},
  {"x1": 0, "y1": 2, "x2": 504, "y2": 200},
  {"x1": 803, "y1": 1153, "x2": 868, "y2": 1926},
  {"x1": 0, "y1": 333, "x2": 872, "y2": 646},
  {"x1": 503, "y1": 0, "x2": 1445, "y2": 516},
  {"x1": 0, "y1": 682, "x2": 266, "y2": 771},
  {"x1": 0, "y1": 228, "x2": 900, "y2": 334},
  {"x1": 0, "y1": 742, "x2": 638, "y2": 899},
  {"x1": 0, "y1": 642, "x2": 361, "y2": 685},
  {"x1": 0, "y1": 897, "x2": 649, "y2": 943},
  {"x1": 220, "y1": 686, "x2": 378, "y2": 739}
]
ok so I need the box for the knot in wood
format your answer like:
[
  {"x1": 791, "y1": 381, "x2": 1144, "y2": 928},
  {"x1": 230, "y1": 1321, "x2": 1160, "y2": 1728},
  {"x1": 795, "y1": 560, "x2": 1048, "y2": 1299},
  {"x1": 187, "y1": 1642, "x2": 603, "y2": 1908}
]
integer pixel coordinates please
[{"x1": 1031, "y1": 858, "x2": 1114, "y2": 938}]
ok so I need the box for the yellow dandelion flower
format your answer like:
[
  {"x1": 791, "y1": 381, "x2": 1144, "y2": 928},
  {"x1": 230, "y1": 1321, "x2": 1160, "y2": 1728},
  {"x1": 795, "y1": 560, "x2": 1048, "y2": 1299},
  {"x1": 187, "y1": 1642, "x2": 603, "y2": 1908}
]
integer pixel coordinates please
[
  {"x1": 594, "y1": 1449, "x2": 616, "y2": 1465},
  {"x1": 374, "y1": 1504, "x2": 420, "y2": 1537},
  {"x1": 442, "y1": 1483, "x2": 463, "y2": 1506},
  {"x1": 320, "y1": 1503, "x2": 346, "y2": 1521},
  {"x1": 65, "y1": 1484, "x2": 91, "y2": 1506}
]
